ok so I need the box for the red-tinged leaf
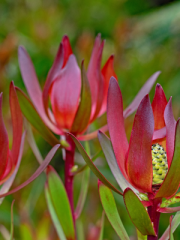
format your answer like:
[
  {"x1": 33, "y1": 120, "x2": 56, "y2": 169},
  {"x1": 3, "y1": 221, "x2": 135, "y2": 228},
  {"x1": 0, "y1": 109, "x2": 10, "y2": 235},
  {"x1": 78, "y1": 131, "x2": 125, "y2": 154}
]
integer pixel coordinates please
[
  {"x1": 46, "y1": 166, "x2": 75, "y2": 240},
  {"x1": 123, "y1": 188, "x2": 156, "y2": 236},
  {"x1": 77, "y1": 124, "x2": 108, "y2": 141},
  {"x1": 9, "y1": 82, "x2": 23, "y2": 166},
  {"x1": 164, "y1": 97, "x2": 176, "y2": 167},
  {"x1": 160, "y1": 212, "x2": 180, "y2": 240},
  {"x1": 158, "y1": 207, "x2": 180, "y2": 213},
  {"x1": 62, "y1": 35, "x2": 73, "y2": 67},
  {"x1": 69, "y1": 133, "x2": 122, "y2": 195},
  {"x1": 86, "y1": 212, "x2": 105, "y2": 240},
  {"x1": 99, "y1": 55, "x2": 117, "y2": 116},
  {"x1": 49, "y1": 55, "x2": 81, "y2": 130},
  {"x1": 43, "y1": 43, "x2": 64, "y2": 114},
  {"x1": 126, "y1": 95, "x2": 154, "y2": 193},
  {"x1": 0, "y1": 144, "x2": 60, "y2": 199},
  {"x1": 16, "y1": 88, "x2": 60, "y2": 146},
  {"x1": 87, "y1": 34, "x2": 104, "y2": 121},
  {"x1": 18, "y1": 46, "x2": 51, "y2": 127},
  {"x1": 107, "y1": 77, "x2": 129, "y2": 179},
  {"x1": 45, "y1": 184, "x2": 67, "y2": 240},
  {"x1": 0, "y1": 132, "x2": 25, "y2": 204},
  {"x1": 98, "y1": 131, "x2": 138, "y2": 193},
  {"x1": 71, "y1": 61, "x2": 91, "y2": 134},
  {"x1": 0, "y1": 93, "x2": 9, "y2": 178},
  {"x1": 98, "y1": 181, "x2": 130, "y2": 240},
  {"x1": 98, "y1": 211, "x2": 105, "y2": 240},
  {"x1": 152, "y1": 84, "x2": 167, "y2": 130},
  {"x1": 170, "y1": 216, "x2": 174, "y2": 240},
  {"x1": 155, "y1": 119, "x2": 180, "y2": 199},
  {"x1": 75, "y1": 168, "x2": 90, "y2": 219},
  {"x1": 123, "y1": 71, "x2": 160, "y2": 118},
  {"x1": 10, "y1": 200, "x2": 15, "y2": 240}
]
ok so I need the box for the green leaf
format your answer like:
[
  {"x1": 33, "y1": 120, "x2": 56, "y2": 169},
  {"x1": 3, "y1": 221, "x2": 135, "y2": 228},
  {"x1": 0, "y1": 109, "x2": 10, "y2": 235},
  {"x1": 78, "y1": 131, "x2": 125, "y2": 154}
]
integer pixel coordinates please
[
  {"x1": 71, "y1": 61, "x2": 91, "y2": 134},
  {"x1": 16, "y1": 88, "x2": 59, "y2": 146},
  {"x1": 170, "y1": 216, "x2": 174, "y2": 240},
  {"x1": 45, "y1": 184, "x2": 67, "y2": 240},
  {"x1": 75, "y1": 168, "x2": 90, "y2": 219},
  {"x1": 98, "y1": 211, "x2": 105, "y2": 240},
  {"x1": 123, "y1": 188, "x2": 156, "y2": 236},
  {"x1": 137, "y1": 229, "x2": 147, "y2": 240},
  {"x1": 160, "y1": 212, "x2": 180, "y2": 240},
  {"x1": 9, "y1": 200, "x2": 15, "y2": 240},
  {"x1": 98, "y1": 181, "x2": 129, "y2": 240},
  {"x1": 20, "y1": 224, "x2": 34, "y2": 240},
  {"x1": 46, "y1": 166, "x2": 75, "y2": 240},
  {"x1": 69, "y1": 133, "x2": 122, "y2": 195},
  {"x1": 74, "y1": 150, "x2": 103, "y2": 175}
]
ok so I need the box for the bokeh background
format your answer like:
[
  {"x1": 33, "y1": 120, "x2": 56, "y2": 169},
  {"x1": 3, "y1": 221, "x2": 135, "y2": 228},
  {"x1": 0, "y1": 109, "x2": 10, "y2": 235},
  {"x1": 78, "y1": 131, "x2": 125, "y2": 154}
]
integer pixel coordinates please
[{"x1": 0, "y1": 0, "x2": 180, "y2": 239}]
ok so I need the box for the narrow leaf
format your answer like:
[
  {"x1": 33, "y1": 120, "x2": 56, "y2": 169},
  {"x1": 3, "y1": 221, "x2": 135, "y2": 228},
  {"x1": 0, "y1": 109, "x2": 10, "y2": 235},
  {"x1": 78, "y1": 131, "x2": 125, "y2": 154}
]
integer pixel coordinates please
[
  {"x1": 74, "y1": 150, "x2": 103, "y2": 175},
  {"x1": 69, "y1": 133, "x2": 122, "y2": 195},
  {"x1": 0, "y1": 132, "x2": 25, "y2": 204},
  {"x1": 71, "y1": 61, "x2": 91, "y2": 134},
  {"x1": 123, "y1": 188, "x2": 156, "y2": 236},
  {"x1": 170, "y1": 216, "x2": 174, "y2": 240},
  {"x1": 46, "y1": 166, "x2": 75, "y2": 240},
  {"x1": 98, "y1": 211, "x2": 105, "y2": 240},
  {"x1": 160, "y1": 211, "x2": 180, "y2": 240},
  {"x1": 9, "y1": 200, "x2": 15, "y2": 240},
  {"x1": 16, "y1": 88, "x2": 59, "y2": 146},
  {"x1": 0, "y1": 144, "x2": 60, "y2": 198},
  {"x1": 98, "y1": 131, "x2": 138, "y2": 193},
  {"x1": 75, "y1": 168, "x2": 90, "y2": 219},
  {"x1": 45, "y1": 184, "x2": 67, "y2": 240},
  {"x1": 98, "y1": 180, "x2": 129, "y2": 240},
  {"x1": 123, "y1": 71, "x2": 160, "y2": 118}
]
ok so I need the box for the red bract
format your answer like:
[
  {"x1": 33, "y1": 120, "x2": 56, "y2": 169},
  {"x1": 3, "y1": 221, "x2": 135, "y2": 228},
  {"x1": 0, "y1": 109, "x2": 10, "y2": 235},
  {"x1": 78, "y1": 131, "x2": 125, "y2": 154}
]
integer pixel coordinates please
[
  {"x1": 0, "y1": 82, "x2": 23, "y2": 184},
  {"x1": 18, "y1": 34, "x2": 117, "y2": 138},
  {"x1": 107, "y1": 77, "x2": 180, "y2": 201},
  {"x1": 17, "y1": 35, "x2": 159, "y2": 142}
]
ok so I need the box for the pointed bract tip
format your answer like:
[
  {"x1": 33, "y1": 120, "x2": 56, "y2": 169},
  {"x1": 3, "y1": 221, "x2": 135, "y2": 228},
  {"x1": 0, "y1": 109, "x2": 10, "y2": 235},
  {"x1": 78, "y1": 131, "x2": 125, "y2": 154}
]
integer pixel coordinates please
[
  {"x1": 46, "y1": 165, "x2": 55, "y2": 175},
  {"x1": 98, "y1": 179, "x2": 103, "y2": 187}
]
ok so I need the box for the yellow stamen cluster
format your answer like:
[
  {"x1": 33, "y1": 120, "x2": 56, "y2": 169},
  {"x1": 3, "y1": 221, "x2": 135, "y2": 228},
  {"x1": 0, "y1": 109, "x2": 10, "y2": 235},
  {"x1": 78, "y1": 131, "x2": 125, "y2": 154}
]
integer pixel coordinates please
[{"x1": 152, "y1": 143, "x2": 168, "y2": 185}]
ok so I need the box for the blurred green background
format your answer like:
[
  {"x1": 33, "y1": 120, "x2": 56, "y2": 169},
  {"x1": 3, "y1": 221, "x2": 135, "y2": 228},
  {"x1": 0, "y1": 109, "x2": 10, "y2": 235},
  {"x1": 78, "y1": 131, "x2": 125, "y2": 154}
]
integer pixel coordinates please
[{"x1": 0, "y1": 0, "x2": 180, "y2": 239}]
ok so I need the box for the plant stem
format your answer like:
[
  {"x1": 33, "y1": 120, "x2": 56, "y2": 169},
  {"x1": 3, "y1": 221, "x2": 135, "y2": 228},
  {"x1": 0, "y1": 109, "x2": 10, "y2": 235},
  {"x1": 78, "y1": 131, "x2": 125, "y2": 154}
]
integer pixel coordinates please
[
  {"x1": 64, "y1": 134, "x2": 76, "y2": 226},
  {"x1": 147, "y1": 200, "x2": 161, "y2": 240}
]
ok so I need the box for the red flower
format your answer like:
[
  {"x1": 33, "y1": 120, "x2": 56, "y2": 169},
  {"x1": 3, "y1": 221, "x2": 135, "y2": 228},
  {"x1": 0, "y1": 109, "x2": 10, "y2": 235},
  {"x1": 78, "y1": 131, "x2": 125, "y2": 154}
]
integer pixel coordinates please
[
  {"x1": 107, "y1": 77, "x2": 180, "y2": 201},
  {"x1": 17, "y1": 35, "x2": 117, "y2": 138},
  {"x1": 17, "y1": 35, "x2": 159, "y2": 141},
  {"x1": 0, "y1": 82, "x2": 23, "y2": 185}
]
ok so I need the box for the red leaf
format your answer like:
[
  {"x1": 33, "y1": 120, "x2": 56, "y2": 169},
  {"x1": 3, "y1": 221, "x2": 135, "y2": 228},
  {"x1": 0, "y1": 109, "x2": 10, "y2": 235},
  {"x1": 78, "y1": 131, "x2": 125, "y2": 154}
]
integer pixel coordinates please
[
  {"x1": 62, "y1": 35, "x2": 73, "y2": 67},
  {"x1": 126, "y1": 95, "x2": 154, "y2": 193},
  {"x1": 43, "y1": 43, "x2": 64, "y2": 114},
  {"x1": 99, "y1": 55, "x2": 117, "y2": 116},
  {"x1": 165, "y1": 97, "x2": 176, "y2": 167},
  {"x1": 0, "y1": 94, "x2": 9, "y2": 178},
  {"x1": 49, "y1": 55, "x2": 81, "y2": 130},
  {"x1": 152, "y1": 84, "x2": 167, "y2": 130},
  {"x1": 107, "y1": 77, "x2": 128, "y2": 180},
  {"x1": 0, "y1": 144, "x2": 60, "y2": 199},
  {"x1": 87, "y1": 34, "x2": 104, "y2": 121},
  {"x1": 9, "y1": 82, "x2": 23, "y2": 166}
]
